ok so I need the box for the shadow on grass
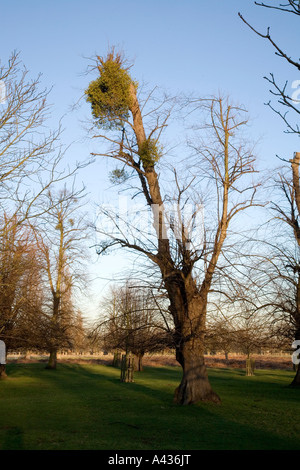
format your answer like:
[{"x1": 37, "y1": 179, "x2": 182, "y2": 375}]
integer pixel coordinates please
[
  {"x1": 1, "y1": 427, "x2": 24, "y2": 450},
  {"x1": 1, "y1": 363, "x2": 300, "y2": 450}
]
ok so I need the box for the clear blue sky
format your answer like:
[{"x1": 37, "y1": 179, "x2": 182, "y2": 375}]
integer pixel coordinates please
[{"x1": 1, "y1": 0, "x2": 299, "y2": 318}]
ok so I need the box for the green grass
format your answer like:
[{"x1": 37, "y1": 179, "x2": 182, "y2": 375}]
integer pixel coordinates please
[{"x1": 0, "y1": 362, "x2": 300, "y2": 450}]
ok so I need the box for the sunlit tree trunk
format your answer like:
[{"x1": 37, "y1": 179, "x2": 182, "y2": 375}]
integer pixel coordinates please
[
  {"x1": 166, "y1": 276, "x2": 220, "y2": 404},
  {"x1": 174, "y1": 303, "x2": 219, "y2": 404},
  {"x1": 290, "y1": 275, "x2": 300, "y2": 387},
  {"x1": 45, "y1": 295, "x2": 60, "y2": 370},
  {"x1": 46, "y1": 349, "x2": 58, "y2": 370}
]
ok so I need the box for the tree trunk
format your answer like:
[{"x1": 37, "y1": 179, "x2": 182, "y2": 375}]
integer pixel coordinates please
[
  {"x1": 246, "y1": 356, "x2": 255, "y2": 376},
  {"x1": 290, "y1": 152, "x2": 300, "y2": 226},
  {"x1": 225, "y1": 351, "x2": 229, "y2": 364},
  {"x1": 290, "y1": 157, "x2": 300, "y2": 387},
  {"x1": 113, "y1": 350, "x2": 122, "y2": 367},
  {"x1": 170, "y1": 284, "x2": 221, "y2": 405},
  {"x1": 290, "y1": 364, "x2": 300, "y2": 387},
  {"x1": 46, "y1": 294, "x2": 60, "y2": 370},
  {"x1": 134, "y1": 353, "x2": 144, "y2": 371},
  {"x1": 290, "y1": 322, "x2": 300, "y2": 386},
  {"x1": 46, "y1": 349, "x2": 57, "y2": 370},
  {"x1": 290, "y1": 325, "x2": 300, "y2": 386},
  {"x1": 0, "y1": 364, "x2": 7, "y2": 379},
  {"x1": 174, "y1": 337, "x2": 220, "y2": 405},
  {"x1": 120, "y1": 353, "x2": 134, "y2": 382}
]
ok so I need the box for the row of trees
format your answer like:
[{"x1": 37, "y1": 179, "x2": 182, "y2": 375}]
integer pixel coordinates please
[{"x1": 94, "y1": 281, "x2": 290, "y2": 365}]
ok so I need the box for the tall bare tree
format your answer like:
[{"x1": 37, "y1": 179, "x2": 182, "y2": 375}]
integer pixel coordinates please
[
  {"x1": 86, "y1": 51, "x2": 260, "y2": 404},
  {"x1": 32, "y1": 186, "x2": 88, "y2": 369},
  {"x1": 260, "y1": 156, "x2": 300, "y2": 385},
  {"x1": 0, "y1": 52, "x2": 90, "y2": 376},
  {"x1": 238, "y1": 2, "x2": 300, "y2": 381},
  {"x1": 0, "y1": 214, "x2": 44, "y2": 377}
]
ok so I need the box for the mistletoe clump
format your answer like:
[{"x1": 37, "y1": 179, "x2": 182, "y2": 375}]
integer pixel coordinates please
[
  {"x1": 109, "y1": 167, "x2": 129, "y2": 185},
  {"x1": 85, "y1": 52, "x2": 135, "y2": 129},
  {"x1": 138, "y1": 138, "x2": 162, "y2": 169}
]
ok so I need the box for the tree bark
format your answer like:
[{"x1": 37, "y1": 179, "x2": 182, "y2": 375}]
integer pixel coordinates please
[
  {"x1": 120, "y1": 353, "x2": 134, "y2": 382},
  {"x1": 174, "y1": 340, "x2": 220, "y2": 405},
  {"x1": 225, "y1": 351, "x2": 229, "y2": 364},
  {"x1": 46, "y1": 349, "x2": 57, "y2": 370},
  {"x1": 113, "y1": 350, "x2": 122, "y2": 367},
  {"x1": 286, "y1": 155, "x2": 300, "y2": 387},
  {"x1": 0, "y1": 364, "x2": 7, "y2": 379},
  {"x1": 168, "y1": 279, "x2": 221, "y2": 405},
  {"x1": 290, "y1": 152, "x2": 300, "y2": 221},
  {"x1": 246, "y1": 356, "x2": 255, "y2": 376},
  {"x1": 46, "y1": 293, "x2": 60, "y2": 370},
  {"x1": 290, "y1": 324, "x2": 300, "y2": 386},
  {"x1": 290, "y1": 364, "x2": 300, "y2": 387},
  {"x1": 134, "y1": 353, "x2": 144, "y2": 372}
]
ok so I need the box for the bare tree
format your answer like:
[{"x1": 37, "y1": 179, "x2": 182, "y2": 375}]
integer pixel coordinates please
[
  {"x1": 239, "y1": 2, "x2": 300, "y2": 138},
  {"x1": 253, "y1": 157, "x2": 300, "y2": 384},
  {"x1": 233, "y1": 307, "x2": 272, "y2": 368},
  {"x1": 238, "y1": 3, "x2": 300, "y2": 381},
  {"x1": 98, "y1": 282, "x2": 173, "y2": 371},
  {"x1": 32, "y1": 186, "x2": 89, "y2": 369},
  {"x1": 86, "y1": 51, "x2": 260, "y2": 404},
  {"x1": 69, "y1": 310, "x2": 89, "y2": 354},
  {"x1": 205, "y1": 320, "x2": 236, "y2": 363},
  {"x1": 0, "y1": 51, "x2": 91, "y2": 234},
  {"x1": 0, "y1": 215, "x2": 44, "y2": 377},
  {"x1": 0, "y1": 52, "x2": 91, "y2": 376}
]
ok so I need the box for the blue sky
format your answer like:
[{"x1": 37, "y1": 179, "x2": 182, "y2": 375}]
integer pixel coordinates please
[{"x1": 1, "y1": 0, "x2": 299, "y2": 318}]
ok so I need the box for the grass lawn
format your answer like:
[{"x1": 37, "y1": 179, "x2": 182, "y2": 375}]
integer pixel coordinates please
[{"x1": 0, "y1": 362, "x2": 299, "y2": 450}]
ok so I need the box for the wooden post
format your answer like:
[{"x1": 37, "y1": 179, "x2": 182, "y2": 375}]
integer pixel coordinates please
[
  {"x1": 246, "y1": 357, "x2": 255, "y2": 376},
  {"x1": 120, "y1": 353, "x2": 134, "y2": 382}
]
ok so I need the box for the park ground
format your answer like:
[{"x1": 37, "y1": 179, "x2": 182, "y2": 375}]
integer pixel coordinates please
[{"x1": 0, "y1": 353, "x2": 299, "y2": 450}]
